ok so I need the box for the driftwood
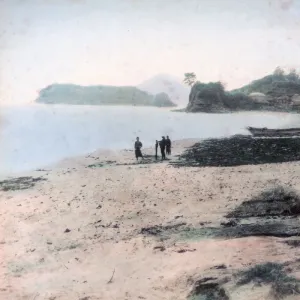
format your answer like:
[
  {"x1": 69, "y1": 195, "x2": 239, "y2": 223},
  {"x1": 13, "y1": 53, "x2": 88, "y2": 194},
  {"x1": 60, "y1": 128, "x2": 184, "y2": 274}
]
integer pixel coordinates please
[{"x1": 107, "y1": 268, "x2": 115, "y2": 284}]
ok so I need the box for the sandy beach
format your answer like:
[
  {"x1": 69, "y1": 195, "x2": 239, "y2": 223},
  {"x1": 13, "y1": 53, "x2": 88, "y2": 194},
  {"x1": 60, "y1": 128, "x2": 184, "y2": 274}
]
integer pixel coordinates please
[{"x1": 1, "y1": 139, "x2": 300, "y2": 300}]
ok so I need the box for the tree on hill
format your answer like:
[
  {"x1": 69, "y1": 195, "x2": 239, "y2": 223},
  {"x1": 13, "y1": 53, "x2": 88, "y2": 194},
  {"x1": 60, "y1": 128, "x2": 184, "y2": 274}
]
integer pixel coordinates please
[{"x1": 183, "y1": 73, "x2": 197, "y2": 86}]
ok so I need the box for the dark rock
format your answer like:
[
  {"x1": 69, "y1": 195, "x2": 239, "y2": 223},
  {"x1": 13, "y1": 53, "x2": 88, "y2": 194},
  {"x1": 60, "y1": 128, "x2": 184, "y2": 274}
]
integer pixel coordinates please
[{"x1": 64, "y1": 228, "x2": 71, "y2": 233}]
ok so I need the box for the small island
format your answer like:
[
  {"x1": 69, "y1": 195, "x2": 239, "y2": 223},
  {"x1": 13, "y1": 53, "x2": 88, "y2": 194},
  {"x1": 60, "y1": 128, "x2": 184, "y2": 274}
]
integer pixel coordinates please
[
  {"x1": 35, "y1": 83, "x2": 176, "y2": 107},
  {"x1": 184, "y1": 68, "x2": 300, "y2": 113}
]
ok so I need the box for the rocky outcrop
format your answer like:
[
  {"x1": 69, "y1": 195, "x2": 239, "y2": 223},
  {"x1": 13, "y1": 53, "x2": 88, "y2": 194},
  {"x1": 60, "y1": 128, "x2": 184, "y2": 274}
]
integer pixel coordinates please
[{"x1": 186, "y1": 82, "x2": 227, "y2": 113}]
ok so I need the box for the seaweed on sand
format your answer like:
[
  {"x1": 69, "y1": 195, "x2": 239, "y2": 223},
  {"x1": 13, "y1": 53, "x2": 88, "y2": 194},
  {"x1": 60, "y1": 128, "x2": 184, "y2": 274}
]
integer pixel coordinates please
[
  {"x1": 0, "y1": 176, "x2": 46, "y2": 191},
  {"x1": 171, "y1": 136, "x2": 300, "y2": 167}
]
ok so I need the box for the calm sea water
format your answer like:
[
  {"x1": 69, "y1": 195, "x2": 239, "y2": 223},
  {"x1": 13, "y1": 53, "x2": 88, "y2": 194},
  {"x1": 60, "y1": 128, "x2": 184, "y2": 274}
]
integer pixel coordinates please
[{"x1": 1, "y1": 104, "x2": 299, "y2": 175}]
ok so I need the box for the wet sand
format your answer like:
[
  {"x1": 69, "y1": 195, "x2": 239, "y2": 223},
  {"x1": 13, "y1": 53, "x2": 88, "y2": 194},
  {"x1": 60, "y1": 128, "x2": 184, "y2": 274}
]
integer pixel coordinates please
[{"x1": 1, "y1": 139, "x2": 300, "y2": 300}]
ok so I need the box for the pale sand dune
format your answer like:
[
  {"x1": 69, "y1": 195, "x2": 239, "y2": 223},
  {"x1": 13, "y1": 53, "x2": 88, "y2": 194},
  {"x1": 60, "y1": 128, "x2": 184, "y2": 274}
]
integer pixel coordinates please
[{"x1": 1, "y1": 140, "x2": 300, "y2": 299}]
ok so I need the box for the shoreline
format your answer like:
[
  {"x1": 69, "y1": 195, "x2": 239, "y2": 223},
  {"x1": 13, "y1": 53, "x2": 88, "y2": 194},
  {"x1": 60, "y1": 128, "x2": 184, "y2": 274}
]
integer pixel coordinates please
[
  {"x1": 1, "y1": 138, "x2": 300, "y2": 299},
  {"x1": 0, "y1": 138, "x2": 200, "y2": 179}
]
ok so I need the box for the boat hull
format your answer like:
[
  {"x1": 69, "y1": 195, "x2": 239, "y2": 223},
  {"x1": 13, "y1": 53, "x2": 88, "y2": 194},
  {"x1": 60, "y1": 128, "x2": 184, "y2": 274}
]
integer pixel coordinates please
[{"x1": 247, "y1": 126, "x2": 300, "y2": 137}]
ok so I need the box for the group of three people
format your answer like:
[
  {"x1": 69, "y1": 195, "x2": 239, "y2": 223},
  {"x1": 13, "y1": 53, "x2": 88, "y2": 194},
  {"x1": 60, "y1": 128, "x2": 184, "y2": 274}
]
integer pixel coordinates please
[
  {"x1": 134, "y1": 136, "x2": 172, "y2": 161},
  {"x1": 155, "y1": 136, "x2": 171, "y2": 160}
]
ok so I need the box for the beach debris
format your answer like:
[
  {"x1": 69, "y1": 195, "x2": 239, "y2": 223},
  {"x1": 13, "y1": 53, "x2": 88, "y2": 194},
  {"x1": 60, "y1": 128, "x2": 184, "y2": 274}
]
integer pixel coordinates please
[
  {"x1": 210, "y1": 264, "x2": 227, "y2": 270},
  {"x1": 87, "y1": 163, "x2": 104, "y2": 168},
  {"x1": 107, "y1": 268, "x2": 115, "y2": 284},
  {"x1": 282, "y1": 239, "x2": 300, "y2": 248},
  {"x1": 140, "y1": 222, "x2": 187, "y2": 236},
  {"x1": 227, "y1": 186, "x2": 300, "y2": 218},
  {"x1": 153, "y1": 245, "x2": 166, "y2": 251},
  {"x1": 220, "y1": 220, "x2": 238, "y2": 227},
  {"x1": 174, "y1": 215, "x2": 183, "y2": 219},
  {"x1": 87, "y1": 160, "x2": 117, "y2": 168},
  {"x1": 236, "y1": 262, "x2": 300, "y2": 298},
  {"x1": 188, "y1": 277, "x2": 229, "y2": 300},
  {"x1": 64, "y1": 228, "x2": 71, "y2": 233},
  {"x1": 0, "y1": 176, "x2": 46, "y2": 191},
  {"x1": 176, "y1": 248, "x2": 196, "y2": 253}
]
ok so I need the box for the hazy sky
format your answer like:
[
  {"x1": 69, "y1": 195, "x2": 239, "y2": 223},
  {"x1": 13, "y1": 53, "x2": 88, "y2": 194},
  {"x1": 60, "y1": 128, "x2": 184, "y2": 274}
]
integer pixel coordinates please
[{"x1": 0, "y1": 0, "x2": 300, "y2": 104}]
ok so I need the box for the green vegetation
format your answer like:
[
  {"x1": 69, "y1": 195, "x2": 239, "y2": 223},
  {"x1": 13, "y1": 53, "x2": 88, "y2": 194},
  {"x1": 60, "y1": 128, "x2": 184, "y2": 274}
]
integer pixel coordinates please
[
  {"x1": 236, "y1": 262, "x2": 300, "y2": 299},
  {"x1": 192, "y1": 81, "x2": 225, "y2": 94},
  {"x1": 185, "y1": 68, "x2": 300, "y2": 112},
  {"x1": 232, "y1": 67, "x2": 300, "y2": 95},
  {"x1": 187, "y1": 80, "x2": 255, "y2": 112},
  {"x1": 36, "y1": 83, "x2": 176, "y2": 107},
  {"x1": 183, "y1": 72, "x2": 197, "y2": 86},
  {"x1": 0, "y1": 176, "x2": 46, "y2": 191}
]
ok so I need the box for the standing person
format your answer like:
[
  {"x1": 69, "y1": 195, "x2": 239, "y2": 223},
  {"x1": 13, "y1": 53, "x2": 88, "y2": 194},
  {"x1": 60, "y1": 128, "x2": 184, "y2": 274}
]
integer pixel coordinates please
[
  {"x1": 166, "y1": 135, "x2": 172, "y2": 155},
  {"x1": 159, "y1": 136, "x2": 166, "y2": 160},
  {"x1": 155, "y1": 140, "x2": 159, "y2": 160},
  {"x1": 134, "y1": 137, "x2": 143, "y2": 161}
]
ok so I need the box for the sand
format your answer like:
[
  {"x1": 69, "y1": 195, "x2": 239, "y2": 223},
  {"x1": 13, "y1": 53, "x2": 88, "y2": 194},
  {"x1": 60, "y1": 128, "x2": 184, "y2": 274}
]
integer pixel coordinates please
[{"x1": 1, "y1": 139, "x2": 300, "y2": 300}]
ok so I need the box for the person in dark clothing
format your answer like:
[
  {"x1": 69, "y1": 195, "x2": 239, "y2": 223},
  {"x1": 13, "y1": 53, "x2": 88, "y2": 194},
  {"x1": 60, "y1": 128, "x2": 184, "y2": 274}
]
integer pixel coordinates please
[
  {"x1": 155, "y1": 140, "x2": 159, "y2": 160},
  {"x1": 166, "y1": 136, "x2": 171, "y2": 155},
  {"x1": 134, "y1": 137, "x2": 143, "y2": 161},
  {"x1": 159, "y1": 136, "x2": 166, "y2": 160}
]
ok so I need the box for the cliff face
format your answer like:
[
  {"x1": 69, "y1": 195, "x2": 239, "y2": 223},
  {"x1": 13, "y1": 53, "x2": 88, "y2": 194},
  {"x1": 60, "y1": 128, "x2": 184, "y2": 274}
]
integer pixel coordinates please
[
  {"x1": 35, "y1": 84, "x2": 176, "y2": 107},
  {"x1": 186, "y1": 80, "x2": 300, "y2": 113},
  {"x1": 186, "y1": 83, "x2": 225, "y2": 113}
]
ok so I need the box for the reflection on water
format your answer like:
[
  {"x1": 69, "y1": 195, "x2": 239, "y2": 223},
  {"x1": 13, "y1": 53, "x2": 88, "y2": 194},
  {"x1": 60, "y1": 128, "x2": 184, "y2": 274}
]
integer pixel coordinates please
[{"x1": 0, "y1": 104, "x2": 299, "y2": 175}]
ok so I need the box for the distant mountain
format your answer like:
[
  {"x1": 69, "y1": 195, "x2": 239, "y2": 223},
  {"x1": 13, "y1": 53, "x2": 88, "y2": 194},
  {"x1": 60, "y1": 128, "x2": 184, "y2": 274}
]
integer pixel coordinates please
[
  {"x1": 138, "y1": 74, "x2": 189, "y2": 106},
  {"x1": 35, "y1": 83, "x2": 176, "y2": 107}
]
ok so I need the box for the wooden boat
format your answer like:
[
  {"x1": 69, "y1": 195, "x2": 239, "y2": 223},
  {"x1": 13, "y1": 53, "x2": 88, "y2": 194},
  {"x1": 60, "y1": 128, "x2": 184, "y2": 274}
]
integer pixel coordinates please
[{"x1": 247, "y1": 126, "x2": 300, "y2": 137}]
